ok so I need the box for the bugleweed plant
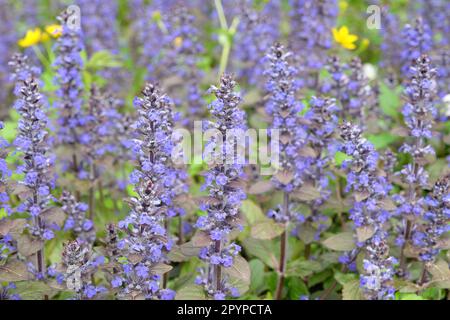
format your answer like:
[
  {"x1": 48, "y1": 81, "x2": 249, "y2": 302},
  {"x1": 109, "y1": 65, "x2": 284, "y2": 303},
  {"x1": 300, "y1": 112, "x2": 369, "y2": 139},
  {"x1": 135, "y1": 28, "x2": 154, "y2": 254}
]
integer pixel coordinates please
[{"x1": 0, "y1": 0, "x2": 449, "y2": 301}]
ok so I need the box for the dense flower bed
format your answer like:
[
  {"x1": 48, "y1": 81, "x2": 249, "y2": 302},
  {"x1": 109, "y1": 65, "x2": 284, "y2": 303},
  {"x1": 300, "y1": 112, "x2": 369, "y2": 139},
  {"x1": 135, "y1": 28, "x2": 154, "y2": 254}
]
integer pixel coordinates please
[{"x1": 0, "y1": 0, "x2": 449, "y2": 300}]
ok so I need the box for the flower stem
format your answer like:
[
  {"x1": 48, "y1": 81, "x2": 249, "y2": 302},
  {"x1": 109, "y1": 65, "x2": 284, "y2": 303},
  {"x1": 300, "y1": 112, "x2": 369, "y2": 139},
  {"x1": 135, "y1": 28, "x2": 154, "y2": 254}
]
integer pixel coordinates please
[
  {"x1": 215, "y1": 0, "x2": 239, "y2": 79},
  {"x1": 320, "y1": 278, "x2": 338, "y2": 300},
  {"x1": 218, "y1": 41, "x2": 231, "y2": 79},
  {"x1": 418, "y1": 263, "x2": 428, "y2": 286},
  {"x1": 88, "y1": 163, "x2": 95, "y2": 220},
  {"x1": 98, "y1": 179, "x2": 105, "y2": 207},
  {"x1": 178, "y1": 215, "x2": 184, "y2": 244},
  {"x1": 304, "y1": 243, "x2": 311, "y2": 260},
  {"x1": 275, "y1": 192, "x2": 289, "y2": 300},
  {"x1": 32, "y1": 45, "x2": 50, "y2": 70},
  {"x1": 35, "y1": 215, "x2": 48, "y2": 300},
  {"x1": 36, "y1": 218, "x2": 45, "y2": 274},
  {"x1": 72, "y1": 153, "x2": 81, "y2": 201},
  {"x1": 213, "y1": 239, "x2": 222, "y2": 292},
  {"x1": 33, "y1": 189, "x2": 45, "y2": 275},
  {"x1": 163, "y1": 218, "x2": 170, "y2": 289},
  {"x1": 214, "y1": 0, "x2": 228, "y2": 30},
  {"x1": 399, "y1": 137, "x2": 421, "y2": 276},
  {"x1": 399, "y1": 219, "x2": 412, "y2": 276}
]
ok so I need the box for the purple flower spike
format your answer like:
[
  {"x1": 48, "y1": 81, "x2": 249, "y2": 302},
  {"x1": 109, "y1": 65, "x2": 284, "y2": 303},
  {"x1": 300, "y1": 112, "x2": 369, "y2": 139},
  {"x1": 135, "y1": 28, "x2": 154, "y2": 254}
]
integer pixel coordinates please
[
  {"x1": 195, "y1": 74, "x2": 247, "y2": 300},
  {"x1": 340, "y1": 122, "x2": 396, "y2": 300}
]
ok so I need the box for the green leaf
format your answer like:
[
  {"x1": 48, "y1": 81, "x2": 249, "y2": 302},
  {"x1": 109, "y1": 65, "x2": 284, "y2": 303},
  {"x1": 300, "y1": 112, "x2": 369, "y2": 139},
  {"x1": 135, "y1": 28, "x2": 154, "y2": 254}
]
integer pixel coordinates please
[
  {"x1": 420, "y1": 288, "x2": 445, "y2": 300},
  {"x1": 322, "y1": 232, "x2": 356, "y2": 251},
  {"x1": 242, "y1": 238, "x2": 279, "y2": 270},
  {"x1": 297, "y1": 224, "x2": 316, "y2": 245},
  {"x1": 322, "y1": 194, "x2": 351, "y2": 213},
  {"x1": 394, "y1": 279, "x2": 421, "y2": 293},
  {"x1": 150, "y1": 263, "x2": 173, "y2": 275},
  {"x1": 334, "y1": 272, "x2": 358, "y2": 286},
  {"x1": 247, "y1": 180, "x2": 273, "y2": 195},
  {"x1": 86, "y1": 50, "x2": 122, "y2": 70},
  {"x1": 224, "y1": 255, "x2": 251, "y2": 295},
  {"x1": 17, "y1": 234, "x2": 44, "y2": 257},
  {"x1": 427, "y1": 260, "x2": 450, "y2": 289},
  {"x1": 286, "y1": 259, "x2": 323, "y2": 278},
  {"x1": 398, "y1": 293, "x2": 425, "y2": 300},
  {"x1": 1, "y1": 115, "x2": 18, "y2": 143},
  {"x1": 192, "y1": 231, "x2": 211, "y2": 247},
  {"x1": 167, "y1": 245, "x2": 188, "y2": 262},
  {"x1": 13, "y1": 281, "x2": 54, "y2": 300},
  {"x1": 356, "y1": 225, "x2": 375, "y2": 242},
  {"x1": 0, "y1": 218, "x2": 27, "y2": 237},
  {"x1": 287, "y1": 277, "x2": 309, "y2": 299},
  {"x1": 308, "y1": 270, "x2": 333, "y2": 288},
  {"x1": 265, "y1": 271, "x2": 278, "y2": 293},
  {"x1": 11, "y1": 183, "x2": 32, "y2": 201},
  {"x1": 179, "y1": 241, "x2": 203, "y2": 257},
  {"x1": 379, "y1": 198, "x2": 397, "y2": 211},
  {"x1": 367, "y1": 132, "x2": 399, "y2": 149},
  {"x1": 126, "y1": 184, "x2": 137, "y2": 197},
  {"x1": 82, "y1": 70, "x2": 93, "y2": 90},
  {"x1": 379, "y1": 82, "x2": 401, "y2": 117},
  {"x1": 354, "y1": 191, "x2": 370, "y2": 202},
  {"x1": 428, "y1": 159, "x2": 450, "y2": 186},
  {"x1": 41, "y1": 207, "x2": 66, "y2": 228},
  {"x1": 241, "y1": 200, "x2": 265, "y2": 225},
  {"x1": 291, "y1": 184, "x2": 322, "y2": 202},
  {"x1": 0, "y1": 208, "x2": 6, "y2": 220},
  {"x1": 251, "y1": 220, "x2": 285, "y2": 240},
  {"x1": 249, "y1": 259, "x2": 265, "y2": 291},
  {"x1": 175, "y1": 284, "x2": 206, "y2": 300},
  {"x1": 224, "y1": 255, "x2": 251, "y2": 285},
  {"x1": 334, "y1": 151, "x2": 351, "y2": 166},
  {"x1": 179, "y1": 232, "x2": 210, "y2": 257},
  {"x1": 342, "y1": 279, "x2": 363, "y2": 300},
  {"x1": 0, "y1": 259, "x2": 29, "y2": 282},
  {"x1": 320, "y1": 252, "x2": 341, "y2": 268}
]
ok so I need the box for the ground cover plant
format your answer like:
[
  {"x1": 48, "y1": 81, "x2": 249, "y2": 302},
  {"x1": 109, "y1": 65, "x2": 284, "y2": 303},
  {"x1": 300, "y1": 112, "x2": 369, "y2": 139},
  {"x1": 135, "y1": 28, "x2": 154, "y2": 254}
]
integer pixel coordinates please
[{"x1": 0, "y1": 0, "x2": 449, "y2": 300}]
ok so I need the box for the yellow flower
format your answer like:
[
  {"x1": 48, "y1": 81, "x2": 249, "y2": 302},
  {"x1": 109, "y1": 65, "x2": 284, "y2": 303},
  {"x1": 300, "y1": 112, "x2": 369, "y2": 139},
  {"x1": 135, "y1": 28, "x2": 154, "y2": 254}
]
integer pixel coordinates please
[
  {"x1": 45, "y1": 24, "x2": 63, "y2": 38},
  {"x1": 332, "y1": 26, "x2": 358, "y2": 50},
  {"x1": 41, "y1": 33, "x2": 50, "y2": 42},
  {"x1": 18, "y1": 24, "x2": 63, "y2": 47},
  {"x1": 173, "y1": 36, "x2": 183, "y2": 48},
  {"x1": 18, "y1": 28, "x2": 43, "y2": 47},
  {"x1": 339, "y1": 0, "x2": 348, "y2": 12}
]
